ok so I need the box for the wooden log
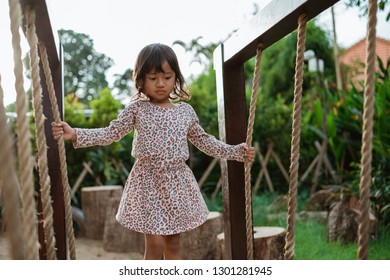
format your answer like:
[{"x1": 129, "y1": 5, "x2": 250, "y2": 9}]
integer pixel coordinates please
[
  {"x1": 299, "y1": 154, "x2": 319, "y2": 186},
  {"x1": 253, "y1": 142, "x2": 274, "y2": 194},
  {"x1": 180, "y1": 211, "x2": 223, "y2": 260},
  {"x1": 271, "y1": 150, "x2": 289, "y2": 183},
  {"x1": 211, "y1": 177, "x2": 222, "y2": 202},
  {"x1": 198, "y1": 158, "x2": 219, "y2": 189},
  {"x1": 81, "y1": 185, "x2": 123, "y2": 239},
  {"x1": 71, "y1": 161, "x2": 92, "y2": 204},
  {"x1": 103, "y1": 196, "x2": 144, "y2": 254},
  {"x1": 217, "y1": 226, "x2": 286, "y2": 260},
  {"x1": 314, "y1": 140, "x2": 339, "y2": 182},
  {"x1": 311, "y1": 140, "x2": 327, "y2": 194}
]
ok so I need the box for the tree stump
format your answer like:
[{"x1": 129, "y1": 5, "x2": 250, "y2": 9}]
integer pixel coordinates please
[
  {"x1": 180, "y1": 211, "x2": 223, "y2": 260},
  {"x1": 103, "y1": 196, "x2": 145, "y2": 254},
  {"x1": 217, "y1": 226, "x2": 286, "y2": 260},
  {"x1": 81, "y1": 185, "x2": 123, "y2": 239},
  {"x1": 304, "y1": 189, "x2": 337, "y2": 211},
  {"x1": 327, "y1": 195, "x2": 377, "y2": 244}
]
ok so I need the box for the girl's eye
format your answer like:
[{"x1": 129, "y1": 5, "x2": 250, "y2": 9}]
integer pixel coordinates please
[
  {"x1": 165, "y1": 76, "x2": 172, "y2": 80},
  {"x1": 148, "y1": 77, "x2": 156, "y2": 80}
]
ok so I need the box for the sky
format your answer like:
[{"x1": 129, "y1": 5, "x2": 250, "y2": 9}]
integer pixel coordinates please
[{"x1": 1, "y1": 0, "x2": 389, "y2": 107}]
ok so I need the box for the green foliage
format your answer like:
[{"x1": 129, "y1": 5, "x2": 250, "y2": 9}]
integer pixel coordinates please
[
  {"x1": 189, "y1": 67, "x2": 218, "y2": 136},
  {"x1": 258, "y1": 19, "x2": 335, "y2": 100},
  {"x1": 252, "y1": 91, "x2": 292, "y2": 148},
  {"x1": 325, "y1": 58, "x2": 390, "y2": 173},
  {"x1": 112, "y1": 68, "x2": 134, "y2": 102},
  {"x1": 64, "y1": 93, "x2": 88, "y2": 127},
  {"x1": 63, "y1": 88, "x2": 132, "y2": 205},
  {"x1": 187, "y1": 67, "x2": 220, "y2": 179},
  {"x1": 236, "y1": 20, "x2": 337, "y2": 192},
  {"x1": 371, "y1": 168, "x2": 390, "y2": 228},
  {"x1": 174, "y1": 37, "x2": 219, "y2": 70},
  {"x1": 5, "y1": 102, "x2": 16, "y2": 112},
  {"x1": 59, "y1": 29, "x2": 114, "y2": 104},
  {"x1": 347, "y1": 0, "x2": 390, "y2": 21},
  {"x1": 302, "y1": 58, "x2": 390, "y2": 226},
  {"x1": 89, "y1": 88, "x2": 122, "y2": 127},
  {"x1": 83, "y1": 88, "x2": 132, "y2": 188}
]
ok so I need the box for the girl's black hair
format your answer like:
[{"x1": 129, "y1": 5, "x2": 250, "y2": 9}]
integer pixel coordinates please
[{"x1": 132, "y1": 43, "x2": 190, "y2": 101}]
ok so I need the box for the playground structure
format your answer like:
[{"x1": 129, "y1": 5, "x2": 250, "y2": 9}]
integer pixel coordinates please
[{"x1": 0, "y1": 0, "x2": 379, "y2": 260}]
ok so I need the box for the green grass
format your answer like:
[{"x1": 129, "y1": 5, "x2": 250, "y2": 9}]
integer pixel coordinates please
[
  {"x1": 212, "y1": 192, "x2": 390, "y2": 260},
  {"x1": 208, "y1": 194, "x2": 390, "y2": 260},
  {"x1": 294, "y1": 220, "x2": 390, "y2": 260}
]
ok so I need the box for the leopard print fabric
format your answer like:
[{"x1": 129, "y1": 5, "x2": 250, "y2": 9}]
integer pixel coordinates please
[{"x1": 73, "y1": 100, "x2": 246, "y2": 235}]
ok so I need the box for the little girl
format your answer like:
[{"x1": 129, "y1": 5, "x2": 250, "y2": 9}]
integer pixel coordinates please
[{"x1": 52, "y1": 43, "x2": 255, "y2": 260}]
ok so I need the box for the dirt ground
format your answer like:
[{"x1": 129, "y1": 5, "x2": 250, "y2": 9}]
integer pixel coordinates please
[{"x1": 0, "y1": 234, "x2": 143, "y2": 260}]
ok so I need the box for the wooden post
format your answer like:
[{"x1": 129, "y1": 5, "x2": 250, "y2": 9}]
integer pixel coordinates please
[
  {"x1": 214, "y1": 44, "x2": 249, "y2": 259},
  {"x1": 21, "y1": 0, "x2": 66, "y2": 260}
]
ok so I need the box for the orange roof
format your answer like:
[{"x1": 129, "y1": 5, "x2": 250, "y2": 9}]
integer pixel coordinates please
[{"x1": 340, "y1": 37, "x2": 390, "y2": 68}]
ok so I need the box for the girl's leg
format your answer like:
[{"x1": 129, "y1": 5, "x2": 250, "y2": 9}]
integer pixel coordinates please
[
  {"x1": 163, "y1": 233, "x2": 181, "y2": 260},
  {"x1": 144, "y1": 234, "x2": 164, "y2": 260}
]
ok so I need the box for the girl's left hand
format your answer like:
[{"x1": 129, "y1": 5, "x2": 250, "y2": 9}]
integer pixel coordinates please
[{"x1": 244, "y1": 144, "x2": 256, "y2": 162}]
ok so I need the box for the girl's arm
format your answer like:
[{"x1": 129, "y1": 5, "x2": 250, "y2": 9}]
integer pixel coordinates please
[
  {"x1": 52, "y1": 101, "x2": 138, "y2": 148},
  {"x1": 187, "y1": 112, "x2": 255, "y2": 162}
]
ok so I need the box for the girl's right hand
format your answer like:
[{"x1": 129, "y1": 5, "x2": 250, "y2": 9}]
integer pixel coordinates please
[{"x1": 51, "y1": 121, "x2": 76, "y2": 141}]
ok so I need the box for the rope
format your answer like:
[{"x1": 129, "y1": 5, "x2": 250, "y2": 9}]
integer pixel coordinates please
[
  {"x1": 25, "y1": 6, "x2": 57, "y2": 260},
  {"x1": 0, "y1": 75, "x2": 25, "y2": 259},
  {"x1": 244, "y1": 45, "x2": 263, "y2": 260},
  {"x1": 358, "y1": 0, "x2": 377, "y2": 260},
  {"x1": 284, "y1": 13, "x2": 307, "y2": 260},
  {"x1": 38, "y1": 42, "x2": 77, "y2": 260},
  {"x1": 8, "y1": 0, "x2": 39, "y2": 260}
]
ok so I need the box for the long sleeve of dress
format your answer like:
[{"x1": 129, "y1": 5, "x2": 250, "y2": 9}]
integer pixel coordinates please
[
  {"x1": 187, "y1": 106, "x2": 246, "y2": 162},
  {"x1": 72, "y1": 101, "x2": 138, "y2": 149}
]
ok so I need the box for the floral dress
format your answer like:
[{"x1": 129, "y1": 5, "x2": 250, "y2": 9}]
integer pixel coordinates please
[{"x1": 73, "y1": 100, "x2": 246, "y2": 235}]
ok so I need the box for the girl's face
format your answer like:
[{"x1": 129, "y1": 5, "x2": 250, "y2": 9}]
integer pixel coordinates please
[{"x1": 144, "y1": 60, "x2": 176, "y2": 105}]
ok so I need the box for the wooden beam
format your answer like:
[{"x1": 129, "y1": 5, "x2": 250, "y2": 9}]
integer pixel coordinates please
[
  {"x1": 222, "y1": 0, "x2": 340, "y2": 66},
  {"x1": 21, "y1": 0, "x2": 66, "y2": 260}
]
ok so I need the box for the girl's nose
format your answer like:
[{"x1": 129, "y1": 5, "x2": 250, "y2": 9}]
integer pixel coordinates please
[{"x1": 157, "y1": 78, "x2": 164, "y2": 87}]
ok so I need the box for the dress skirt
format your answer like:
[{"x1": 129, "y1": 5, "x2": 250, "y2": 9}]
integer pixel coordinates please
[{"x1": 116, "y1": 158, "x2": 209, "y2": 235}]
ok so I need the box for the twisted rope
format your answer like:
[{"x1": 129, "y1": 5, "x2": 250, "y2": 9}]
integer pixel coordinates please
[
  {"x1": 0, "y1": 75, "x2": 25, "y2": 259},
  {"x1": 38, "y1": 42, "x2": 77, "y2": 260},
  {"x1": 358, "y1": 0, "x2": 377, "y2": 260},
  {"x1": 8, "y1": 0, "x2": 39, "y2": 260},
  {"x1": 244, "y1": 45, "x2": 263, "y2": 260},
  {"x1": 26, "y1": 7, "x2": 57, "y2": 260},
  {"x1": 284, "y1": 13, "x2": 307, "y2": 260}
]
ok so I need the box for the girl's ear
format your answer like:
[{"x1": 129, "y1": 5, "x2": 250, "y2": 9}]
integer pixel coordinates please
[{"x1": 136, "y1": 79, "x2": 143, "y2": 90}]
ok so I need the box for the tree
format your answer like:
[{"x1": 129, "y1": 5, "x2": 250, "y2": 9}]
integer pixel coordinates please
[
  {"x1": 347, "y1": 0, "x2": 390, "y2": 21},
  {"x1": 59, "y1": 29, "x2": 114, "y2": 104},
  {"x1": 112, "y1": 68, "x2": 134, "y2": 103},
  {"x1": 89, "y1": 88, "x2": 122, "y2": 128},
  {"x1": 173, "y1": 37, "x2": 218, "y2": 68},
  {"x1": 256, "y1": 19, "x2": 335, "y2": 100}
]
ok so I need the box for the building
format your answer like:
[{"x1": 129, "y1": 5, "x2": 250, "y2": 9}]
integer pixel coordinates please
[{"x1": 339, "y1": 37, "x2": 390, "y2": 90}]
